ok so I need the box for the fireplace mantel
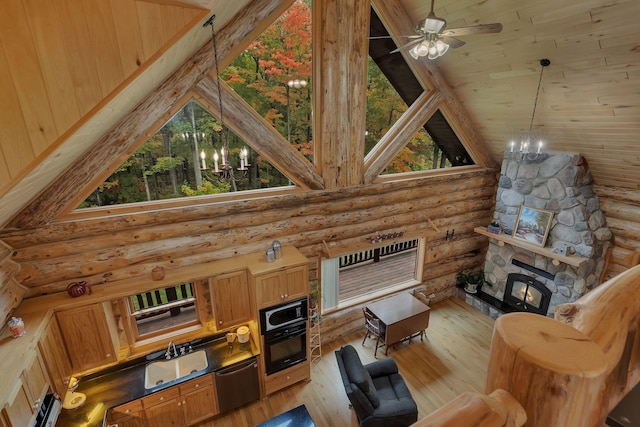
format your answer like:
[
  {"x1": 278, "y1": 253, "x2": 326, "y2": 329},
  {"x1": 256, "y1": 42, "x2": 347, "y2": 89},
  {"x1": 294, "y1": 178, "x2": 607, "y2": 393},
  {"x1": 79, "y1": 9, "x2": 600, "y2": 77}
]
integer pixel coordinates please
[{"x1": 475, "y1": 227, "x2": 587, "y2": 268}]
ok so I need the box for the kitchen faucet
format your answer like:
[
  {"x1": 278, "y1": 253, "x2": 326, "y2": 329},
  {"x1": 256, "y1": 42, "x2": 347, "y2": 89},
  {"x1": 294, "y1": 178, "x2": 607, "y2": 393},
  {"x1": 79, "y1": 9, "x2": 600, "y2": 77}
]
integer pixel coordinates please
[{"x1": 165, "y1": 341, "x2": 178, "y2": 359}]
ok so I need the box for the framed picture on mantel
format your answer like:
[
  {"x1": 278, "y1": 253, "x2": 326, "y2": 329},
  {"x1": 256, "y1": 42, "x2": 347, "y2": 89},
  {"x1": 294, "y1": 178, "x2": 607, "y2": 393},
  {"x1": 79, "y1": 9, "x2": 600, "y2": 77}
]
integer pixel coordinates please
[{"x1": 513, "y1": 206, "x2": 554, "y2": 247}]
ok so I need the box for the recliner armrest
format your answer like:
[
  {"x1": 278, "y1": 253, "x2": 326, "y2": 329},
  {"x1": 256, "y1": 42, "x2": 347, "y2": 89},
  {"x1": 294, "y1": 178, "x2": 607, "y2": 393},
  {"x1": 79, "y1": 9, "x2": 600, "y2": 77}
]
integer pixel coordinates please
[{"x1": 364, "y1": 357, "x2": 398, "y2": 378}]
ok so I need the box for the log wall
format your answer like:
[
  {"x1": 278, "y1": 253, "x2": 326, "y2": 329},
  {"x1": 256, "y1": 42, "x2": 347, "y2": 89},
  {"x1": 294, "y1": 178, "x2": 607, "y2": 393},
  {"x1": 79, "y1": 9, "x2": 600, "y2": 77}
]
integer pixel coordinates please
[
  {"x1": 0, "y1": 169, "x2": 496, "y2": 331},
  {"x1": 595, "y1": 185, "x2": 640, "y2": 282}
]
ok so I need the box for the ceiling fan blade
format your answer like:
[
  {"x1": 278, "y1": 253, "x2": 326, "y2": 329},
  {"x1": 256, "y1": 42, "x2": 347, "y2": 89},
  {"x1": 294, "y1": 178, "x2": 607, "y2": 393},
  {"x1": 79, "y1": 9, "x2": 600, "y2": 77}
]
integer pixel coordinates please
[
  {"x1": 369, "y1": 35, "x2": 422, "y2": 40},
  {"x1": 389, "y1": 38, "x2": 424, "y2": 54},
  {"x1": 439, "y1": 36, "x2": 466, "y2": 49},
  {"x1": 441, "y1": 23, "x2": 503, "y2": 37}
]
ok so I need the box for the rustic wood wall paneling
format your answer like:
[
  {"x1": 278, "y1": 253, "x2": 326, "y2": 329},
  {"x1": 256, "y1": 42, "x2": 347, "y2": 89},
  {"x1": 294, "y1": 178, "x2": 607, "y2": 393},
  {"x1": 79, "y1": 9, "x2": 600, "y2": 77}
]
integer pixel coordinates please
[
  {"x1": 7, "y1": 170, "x2": 495, "y2": 299},
  {"x1": 313, "y1": 0, "x2": 370, "y2": 189},
  {"x1": 6, "y1": 0, "x2": 288, "y2": 229},
  {"x1": 0, "y1": 239, "x2": 25, "y2": 323},
  {"x1": 596, "y1": 185, "x2": 640, "y2": 282}
]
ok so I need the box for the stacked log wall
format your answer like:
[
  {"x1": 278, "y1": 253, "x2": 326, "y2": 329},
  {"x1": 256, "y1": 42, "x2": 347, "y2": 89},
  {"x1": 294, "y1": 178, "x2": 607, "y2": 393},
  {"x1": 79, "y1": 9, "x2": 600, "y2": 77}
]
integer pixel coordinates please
[
  {"x1": 595, "y1": 185, "x2": 640, "y2": 282},
  {"x1": 0, "y1": 239, "x2": 25, "y2": 324},
  {"x1": 0, "y1": 169, "x2": 497, "y2": 341}
]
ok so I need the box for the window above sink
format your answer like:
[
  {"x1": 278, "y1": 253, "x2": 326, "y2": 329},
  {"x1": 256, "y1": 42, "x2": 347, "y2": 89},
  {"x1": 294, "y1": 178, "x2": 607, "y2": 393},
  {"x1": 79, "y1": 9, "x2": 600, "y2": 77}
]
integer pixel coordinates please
[{"x1": 123, "y1": 282, "x2": 201, "y2": 342}]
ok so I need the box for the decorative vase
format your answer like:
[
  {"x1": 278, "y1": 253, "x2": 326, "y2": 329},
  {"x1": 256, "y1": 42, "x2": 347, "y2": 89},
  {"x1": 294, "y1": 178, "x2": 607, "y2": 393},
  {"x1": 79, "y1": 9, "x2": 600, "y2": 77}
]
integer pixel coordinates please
[{"x1": 465, "y1": 282, "x2": 480, "y2": 294}]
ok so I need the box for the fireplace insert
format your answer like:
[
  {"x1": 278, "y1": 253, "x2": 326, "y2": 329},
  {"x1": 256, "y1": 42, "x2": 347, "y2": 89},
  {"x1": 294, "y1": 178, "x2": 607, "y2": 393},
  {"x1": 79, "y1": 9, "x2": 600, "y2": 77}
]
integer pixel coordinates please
[{"x1": 504, "y1": 273, "x2": 552, "y2": 315}]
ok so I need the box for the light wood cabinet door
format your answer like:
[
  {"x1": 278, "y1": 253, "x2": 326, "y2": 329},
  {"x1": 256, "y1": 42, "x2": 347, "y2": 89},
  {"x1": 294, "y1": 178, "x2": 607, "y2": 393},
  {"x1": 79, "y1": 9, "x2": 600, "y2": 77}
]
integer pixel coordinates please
[
  {"x1": 3, "y1": 383, "x2": 34, "y2": 427},
  {"x1": 106, "y1": 400, "x2": 145, "y2": 427},
  {"x1": 39, "y1": 316, "x2": 73, "y2": 396},
  {"x1": 255, "y1": 270, "x2": 286, "y2": 309},
  {"x1": 143, "y1": 387, "x2": 183, "y2": 427},
  {"x1": 179, "y1": 375, "x2": 218, "y2": 426},
  {"x1": 23, "y1": 351, "x2": 50, "y2": 411},
  {"x1": 210, "y1": 270, "x2": 252, "y2": 330},
  {"x1": 57, "y1": 303, "x2": 117, "y2": 372},
  {"x1": 284, "y1": 265, "x2": 308, "y2": 301}
]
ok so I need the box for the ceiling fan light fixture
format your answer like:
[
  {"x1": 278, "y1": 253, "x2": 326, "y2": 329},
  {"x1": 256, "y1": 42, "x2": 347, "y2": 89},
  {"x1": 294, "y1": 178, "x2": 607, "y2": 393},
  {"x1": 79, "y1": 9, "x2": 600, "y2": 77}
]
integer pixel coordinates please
[
  {"x1": 423, "y1": 13, "x2": 446, "y2": 33},
  {"x1": 435, "y1": 39, "x2": 449, "y2": 56}
]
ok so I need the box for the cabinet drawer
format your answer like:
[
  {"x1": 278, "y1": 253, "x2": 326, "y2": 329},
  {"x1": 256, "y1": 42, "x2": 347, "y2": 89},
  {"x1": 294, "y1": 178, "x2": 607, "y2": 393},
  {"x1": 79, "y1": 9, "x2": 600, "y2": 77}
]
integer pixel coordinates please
[
  {"x1": 142, "y1": 387, "x2": 180, "y2": 408},
  {"x1": 179, "y1": 374, "x2": 214, "y2": 395},
  {"x1": 107, "y1": 400, "x2": 143, "y2": 421},
  {"x1": 264, "y1": 361, "x2": 309, "y2": 395}
]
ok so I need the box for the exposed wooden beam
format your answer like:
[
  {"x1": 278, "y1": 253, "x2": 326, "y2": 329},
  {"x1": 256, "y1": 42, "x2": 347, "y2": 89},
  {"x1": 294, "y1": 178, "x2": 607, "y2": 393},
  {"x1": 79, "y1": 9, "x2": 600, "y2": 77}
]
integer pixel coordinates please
[
  {"x1": 193, "y1": 77, "x2": 323, "y2": 190},
  {"x1": 364, "y1": 90, "x2": 443, "y2": 183},
  {"x1": 313, "y1": 0, "x2": 370, "y2": 189},
  {"x1": 7, "y1": 0, "x2": 293, "y2": 229}
]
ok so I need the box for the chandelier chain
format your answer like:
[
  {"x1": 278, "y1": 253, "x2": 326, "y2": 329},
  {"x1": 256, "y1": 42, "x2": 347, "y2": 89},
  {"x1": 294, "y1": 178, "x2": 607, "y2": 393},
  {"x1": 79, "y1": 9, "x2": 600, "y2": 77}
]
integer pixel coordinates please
[{"x1": 528, "y1": 59, "x2": 549, "y2": 139}]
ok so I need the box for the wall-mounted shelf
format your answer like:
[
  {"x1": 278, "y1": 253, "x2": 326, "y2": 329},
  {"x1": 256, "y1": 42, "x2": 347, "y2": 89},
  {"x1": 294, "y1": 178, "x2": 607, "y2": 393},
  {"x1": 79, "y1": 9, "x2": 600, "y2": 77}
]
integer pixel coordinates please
[{"x1": 474, "y1": 227, "x2": 587, "y2": 268}]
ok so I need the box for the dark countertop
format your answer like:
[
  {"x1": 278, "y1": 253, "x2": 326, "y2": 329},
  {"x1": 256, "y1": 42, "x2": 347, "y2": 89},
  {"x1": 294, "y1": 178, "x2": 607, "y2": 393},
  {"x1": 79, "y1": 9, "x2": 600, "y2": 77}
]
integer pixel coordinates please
[{"x1": 57, "y1": 333, "x2": 259, "y2": 427}]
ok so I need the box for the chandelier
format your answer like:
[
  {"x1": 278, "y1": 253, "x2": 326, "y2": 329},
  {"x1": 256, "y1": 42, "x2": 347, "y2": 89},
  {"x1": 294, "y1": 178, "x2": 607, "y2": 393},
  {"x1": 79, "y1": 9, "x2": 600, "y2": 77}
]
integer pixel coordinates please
[
  {"x1": 201, "y1": 15, "x2": 250, "y2": 183},
  {"x1": 509, "y1": 59, "x2": 550, "y2": 162}
]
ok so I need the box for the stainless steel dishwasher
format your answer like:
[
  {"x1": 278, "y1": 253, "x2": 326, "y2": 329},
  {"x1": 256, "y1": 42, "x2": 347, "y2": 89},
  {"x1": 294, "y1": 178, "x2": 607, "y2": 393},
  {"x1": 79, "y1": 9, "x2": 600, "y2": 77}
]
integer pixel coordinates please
[{"x1": 214, "y1": 356, "x2": 260, "y2": 413}]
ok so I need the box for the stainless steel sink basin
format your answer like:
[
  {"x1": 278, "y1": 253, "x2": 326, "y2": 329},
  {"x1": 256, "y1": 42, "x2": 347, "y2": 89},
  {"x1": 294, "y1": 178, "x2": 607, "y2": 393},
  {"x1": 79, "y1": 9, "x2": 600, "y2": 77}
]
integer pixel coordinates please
[{"x1": 144, "y1": 350, "x2": 208, "y2": 389}]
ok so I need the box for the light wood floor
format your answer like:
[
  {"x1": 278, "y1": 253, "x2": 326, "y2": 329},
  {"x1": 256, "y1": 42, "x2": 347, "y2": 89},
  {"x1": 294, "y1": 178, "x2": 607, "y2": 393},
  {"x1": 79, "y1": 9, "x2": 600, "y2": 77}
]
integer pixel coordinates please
[{"x1": 196, "y1": 297, "x2": 495, "y2": 427}]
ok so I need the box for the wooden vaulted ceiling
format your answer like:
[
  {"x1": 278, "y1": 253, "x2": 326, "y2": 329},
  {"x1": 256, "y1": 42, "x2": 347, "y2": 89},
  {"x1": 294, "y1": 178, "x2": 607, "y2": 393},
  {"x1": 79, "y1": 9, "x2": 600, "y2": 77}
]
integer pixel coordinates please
[{"x1": 0, "y1": 0, "x2": 638, "y2": 231}]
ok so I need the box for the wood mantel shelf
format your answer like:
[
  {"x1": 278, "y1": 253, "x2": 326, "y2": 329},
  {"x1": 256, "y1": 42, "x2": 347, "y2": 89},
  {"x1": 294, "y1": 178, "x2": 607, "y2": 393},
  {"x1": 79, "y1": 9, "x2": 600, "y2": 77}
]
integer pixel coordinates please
[{"x1": 474, "y1": 227, "x2": 587, "y2": 268}]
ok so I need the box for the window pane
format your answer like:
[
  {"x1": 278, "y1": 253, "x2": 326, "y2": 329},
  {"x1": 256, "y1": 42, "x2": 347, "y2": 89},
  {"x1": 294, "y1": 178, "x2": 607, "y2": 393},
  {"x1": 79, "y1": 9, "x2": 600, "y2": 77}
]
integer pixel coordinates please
[{"x1": 129, "y1": 283, "x2": 198, "y2": 337}]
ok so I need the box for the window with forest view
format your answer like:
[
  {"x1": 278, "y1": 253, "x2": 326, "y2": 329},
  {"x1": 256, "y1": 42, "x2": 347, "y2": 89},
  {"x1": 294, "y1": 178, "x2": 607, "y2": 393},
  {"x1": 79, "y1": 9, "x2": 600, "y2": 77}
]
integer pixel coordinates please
[
  {"x1": 79, "y1": 100, "x2": 292, "y2": 208},
  {"x1": 79, "y1": 1, "x2": 473, "y2": 209}
]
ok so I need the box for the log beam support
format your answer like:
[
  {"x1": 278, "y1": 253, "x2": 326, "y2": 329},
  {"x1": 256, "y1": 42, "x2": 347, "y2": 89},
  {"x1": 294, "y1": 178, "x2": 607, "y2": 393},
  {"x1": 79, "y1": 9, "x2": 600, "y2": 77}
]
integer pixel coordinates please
[{"x1": 486, "y1": 312, "x2": 607, "y2": 427}]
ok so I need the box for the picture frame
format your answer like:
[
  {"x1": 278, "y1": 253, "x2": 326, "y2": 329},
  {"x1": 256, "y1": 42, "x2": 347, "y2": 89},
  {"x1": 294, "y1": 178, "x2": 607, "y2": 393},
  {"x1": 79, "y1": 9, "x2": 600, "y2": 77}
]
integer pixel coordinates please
[{"x1": 512, "y1": 206, "x2": 554, "y2": 247}]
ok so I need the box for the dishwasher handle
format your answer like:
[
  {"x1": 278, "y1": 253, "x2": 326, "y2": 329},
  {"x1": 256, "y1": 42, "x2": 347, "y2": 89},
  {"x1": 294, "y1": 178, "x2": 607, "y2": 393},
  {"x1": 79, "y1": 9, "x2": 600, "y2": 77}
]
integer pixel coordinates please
[{"x1": 215, "y1": 357, "x2": 257, "y2": 376}]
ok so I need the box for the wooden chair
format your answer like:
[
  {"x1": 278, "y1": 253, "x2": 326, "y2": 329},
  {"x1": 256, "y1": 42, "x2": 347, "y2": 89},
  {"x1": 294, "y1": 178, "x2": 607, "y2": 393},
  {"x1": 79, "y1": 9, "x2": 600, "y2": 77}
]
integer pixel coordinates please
[{"x1": 362, "y1": 308, "x2": 386, "y2": 358}]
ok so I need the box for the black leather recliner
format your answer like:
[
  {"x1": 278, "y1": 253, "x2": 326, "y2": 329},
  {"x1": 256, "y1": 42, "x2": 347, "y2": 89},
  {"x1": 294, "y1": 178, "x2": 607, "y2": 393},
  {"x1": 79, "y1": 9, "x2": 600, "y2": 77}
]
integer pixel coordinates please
[{"x1": 335, "y1": 345, "x2": 418, "y2": 427}]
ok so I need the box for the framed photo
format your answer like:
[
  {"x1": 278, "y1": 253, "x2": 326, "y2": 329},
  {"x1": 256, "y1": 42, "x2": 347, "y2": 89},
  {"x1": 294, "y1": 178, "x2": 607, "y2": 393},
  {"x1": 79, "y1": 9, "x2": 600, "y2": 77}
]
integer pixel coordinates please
[{"x1": 512, "y1": 206, "x2": 554, "y2": 247}]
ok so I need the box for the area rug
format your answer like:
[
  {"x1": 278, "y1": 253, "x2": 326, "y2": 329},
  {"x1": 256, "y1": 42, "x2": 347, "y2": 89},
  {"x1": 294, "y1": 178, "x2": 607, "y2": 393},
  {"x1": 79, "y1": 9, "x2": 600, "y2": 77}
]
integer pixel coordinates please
[{"x1": 256, "y1": 404, "x2": 315, "y2": 427}]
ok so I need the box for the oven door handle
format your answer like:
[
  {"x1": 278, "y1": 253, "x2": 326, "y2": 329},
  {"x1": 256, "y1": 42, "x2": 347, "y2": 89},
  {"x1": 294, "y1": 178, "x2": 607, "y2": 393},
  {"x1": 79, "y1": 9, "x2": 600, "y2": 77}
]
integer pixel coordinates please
[{"x1": 264, "y1": 328, "x2": 306, "y2": 344}]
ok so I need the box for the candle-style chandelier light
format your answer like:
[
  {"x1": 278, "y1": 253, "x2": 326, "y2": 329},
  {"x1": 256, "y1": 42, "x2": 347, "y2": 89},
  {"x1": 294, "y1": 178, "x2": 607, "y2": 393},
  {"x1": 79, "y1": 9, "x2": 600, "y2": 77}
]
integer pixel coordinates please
[
  {"x1": 508, "y1": 59, "x2": 550, "y2": 162},
  {"x1": 201, "y1": 15, "x2": 250, "y2": 184}
]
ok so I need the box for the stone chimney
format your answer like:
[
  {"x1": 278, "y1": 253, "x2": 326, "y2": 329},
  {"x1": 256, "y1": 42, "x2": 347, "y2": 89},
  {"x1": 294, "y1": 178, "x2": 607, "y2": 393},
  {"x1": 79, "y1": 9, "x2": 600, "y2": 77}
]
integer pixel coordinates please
[{"x1": 483, "y1": 151, "x2": 612, "y2": 316}]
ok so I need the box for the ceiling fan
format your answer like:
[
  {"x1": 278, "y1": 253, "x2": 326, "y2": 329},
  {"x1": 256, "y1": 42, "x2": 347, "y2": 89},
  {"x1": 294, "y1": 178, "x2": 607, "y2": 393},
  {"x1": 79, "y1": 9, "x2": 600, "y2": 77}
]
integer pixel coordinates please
[{"x1": 378, "y1": 0, "x2": 503, "y2": 60}]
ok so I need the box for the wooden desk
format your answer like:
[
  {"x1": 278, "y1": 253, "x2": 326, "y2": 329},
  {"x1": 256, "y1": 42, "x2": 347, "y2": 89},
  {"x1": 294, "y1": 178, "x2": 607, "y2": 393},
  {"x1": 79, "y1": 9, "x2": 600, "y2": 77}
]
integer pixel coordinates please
[{"x1": 366, "y1": 292, "x2": 430, "y2": 349}]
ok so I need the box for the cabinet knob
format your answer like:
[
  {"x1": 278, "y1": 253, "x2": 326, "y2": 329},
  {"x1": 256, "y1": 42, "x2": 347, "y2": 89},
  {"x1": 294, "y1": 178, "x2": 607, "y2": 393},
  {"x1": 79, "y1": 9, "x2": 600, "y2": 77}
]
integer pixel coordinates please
[
  {"x1": 106, "y1": 353, "x2": 112, "y2": 357},
  {"x1": 284, "y1": 294, "x2": 289, "y2": 298},
  {"x1": 219, "y1": 321, "x2": 223, "y2": 324},
  {"x1": 195, "y1": 383, "x2": 199, "y2": 388},
  {"x1": 182, "y1": 400, "x2": 186, "y2": 405},
  {"x1": 160, "y1": 397, "x2": 164, "y2": 401},
  {"x1": 125, "y1": 409, "x2": 130, "y2": 414}
]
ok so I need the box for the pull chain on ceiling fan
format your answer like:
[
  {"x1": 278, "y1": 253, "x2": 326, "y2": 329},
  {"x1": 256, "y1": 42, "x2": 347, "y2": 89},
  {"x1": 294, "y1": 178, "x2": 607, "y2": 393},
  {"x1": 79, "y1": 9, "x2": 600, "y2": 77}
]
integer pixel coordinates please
[{"x1": 376, "y1": 0, "x2": 503, "y2": 60}]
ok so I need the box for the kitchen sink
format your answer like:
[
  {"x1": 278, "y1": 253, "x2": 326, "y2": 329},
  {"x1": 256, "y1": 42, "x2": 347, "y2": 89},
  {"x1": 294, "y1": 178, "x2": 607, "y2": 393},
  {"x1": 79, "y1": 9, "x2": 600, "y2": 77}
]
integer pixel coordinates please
[{"x1": 144, "y1": 350, "x2": 208, "y2": 389}]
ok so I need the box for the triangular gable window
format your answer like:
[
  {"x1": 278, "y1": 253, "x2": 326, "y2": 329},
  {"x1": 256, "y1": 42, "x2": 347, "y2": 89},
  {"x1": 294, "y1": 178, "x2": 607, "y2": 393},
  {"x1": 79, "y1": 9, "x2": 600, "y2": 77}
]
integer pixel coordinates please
[
  {"x1": 368, "y1": 7, "x2": 474, "y2": 175},
  {"x1": 223, "y1": 1, "x2": 312, "y2": 162},
  {"x1": 78, "y1": 99, "x2": 291, "y2": 209}
]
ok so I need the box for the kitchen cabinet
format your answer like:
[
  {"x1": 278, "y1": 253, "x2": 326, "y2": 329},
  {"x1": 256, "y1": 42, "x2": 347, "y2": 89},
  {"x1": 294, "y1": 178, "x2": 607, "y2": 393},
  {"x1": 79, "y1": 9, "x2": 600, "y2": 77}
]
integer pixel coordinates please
[
  {"x1": 57, "y1": 302, "x2": 118, "y2": 372},
  {"x1": 264, "y1": 359, "x2": 310, "y2": 395},
  {"x1": 3, "y1": 350, "x2": 50, "y2": 427},
  {"x1": 106, "y1": 400, "x2": 145, "y2": 427},
  {"x1": 143, "y1": 374, "x2": 218, "y2": 427},
  {"x1": 254, "y1": 265, "x2": 308, "y2": 309},
  {"x1": 210, "y1": 270, "x2": 252, "y2": 330},
  {"x1": 143, "y1": 387, "x2": 183, "y2": 427},
  {"x1": 39, "y1": 316, "x2": 73, "y2": 396}
]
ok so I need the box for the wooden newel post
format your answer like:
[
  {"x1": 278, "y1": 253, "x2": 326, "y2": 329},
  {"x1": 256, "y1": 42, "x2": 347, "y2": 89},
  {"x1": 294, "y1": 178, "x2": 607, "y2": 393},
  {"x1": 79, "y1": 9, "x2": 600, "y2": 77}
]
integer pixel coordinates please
[{"x1": 486, "y1": 312, "x2": 607, "y2": 427}]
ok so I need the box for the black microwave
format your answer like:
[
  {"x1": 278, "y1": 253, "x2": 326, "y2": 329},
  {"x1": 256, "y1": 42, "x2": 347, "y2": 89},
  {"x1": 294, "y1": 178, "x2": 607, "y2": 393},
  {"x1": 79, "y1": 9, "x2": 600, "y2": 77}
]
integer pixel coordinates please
[{"x1": 259, "y1": 297, "x2": 308, "y2": 334}]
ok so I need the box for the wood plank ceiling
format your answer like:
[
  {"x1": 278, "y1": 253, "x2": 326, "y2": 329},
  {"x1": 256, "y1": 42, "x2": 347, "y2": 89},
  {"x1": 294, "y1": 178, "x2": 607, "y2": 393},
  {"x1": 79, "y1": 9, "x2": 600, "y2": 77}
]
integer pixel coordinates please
[{"x1": 0, "y1": 0, "x2": 638, "y2": 229}]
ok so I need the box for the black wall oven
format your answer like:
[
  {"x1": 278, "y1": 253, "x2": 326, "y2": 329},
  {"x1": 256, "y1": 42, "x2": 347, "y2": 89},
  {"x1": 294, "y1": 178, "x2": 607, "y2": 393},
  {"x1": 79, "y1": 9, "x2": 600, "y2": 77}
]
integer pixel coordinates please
[
  {"x1": 262, "y1": 319, "x2": 307, "y2": 375},
  {"x1": 260, "y1": 297, "x2": 308, "y2": 375}
]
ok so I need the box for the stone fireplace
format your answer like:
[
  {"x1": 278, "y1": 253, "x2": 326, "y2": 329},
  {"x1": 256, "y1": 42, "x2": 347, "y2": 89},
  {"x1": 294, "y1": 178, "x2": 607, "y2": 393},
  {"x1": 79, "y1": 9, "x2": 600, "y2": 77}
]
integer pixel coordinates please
[{"x1": 481, "y1": 151, "x2": 612, "y2": 317}]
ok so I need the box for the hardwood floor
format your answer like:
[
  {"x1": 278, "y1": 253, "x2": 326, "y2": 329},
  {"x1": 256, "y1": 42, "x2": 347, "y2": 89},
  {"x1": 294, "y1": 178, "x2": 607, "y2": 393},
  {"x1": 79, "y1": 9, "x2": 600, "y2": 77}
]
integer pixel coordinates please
[{"x1": 196, "y1": 297, "x2": 494, "y2": 427}]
